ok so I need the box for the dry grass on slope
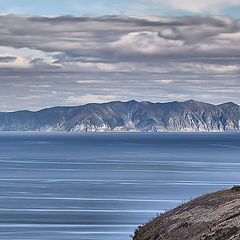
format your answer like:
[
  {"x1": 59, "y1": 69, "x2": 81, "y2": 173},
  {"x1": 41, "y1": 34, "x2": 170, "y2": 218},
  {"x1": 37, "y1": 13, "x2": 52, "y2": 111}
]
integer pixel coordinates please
[{"x1": 133, "y1": 186, "x2": 240, "y2": 240}]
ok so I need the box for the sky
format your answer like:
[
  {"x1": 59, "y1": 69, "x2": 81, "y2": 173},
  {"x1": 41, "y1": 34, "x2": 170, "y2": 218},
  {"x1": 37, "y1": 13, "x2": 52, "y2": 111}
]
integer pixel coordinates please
[{"x1": 0, "y1": 1, "x2": 240, "y2": 111}]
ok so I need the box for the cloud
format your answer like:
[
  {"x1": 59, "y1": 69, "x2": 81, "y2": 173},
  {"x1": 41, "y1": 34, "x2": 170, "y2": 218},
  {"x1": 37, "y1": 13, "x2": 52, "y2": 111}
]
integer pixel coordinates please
[
  {"x1": 65, "y1": 94, "x2": 117, "y2": 105},
  {"x1": 0, "y1": 56, "x2": 16, "y2": 63},
  {"x1": 0, "y1": 14, "x2": 239, "y2": 110},
  {"x1": 0, "y1": 15, "x2": 240, "y2": 63},
  {"x1": 0, "y1": 53, "x2": 31, "y2": 69}
]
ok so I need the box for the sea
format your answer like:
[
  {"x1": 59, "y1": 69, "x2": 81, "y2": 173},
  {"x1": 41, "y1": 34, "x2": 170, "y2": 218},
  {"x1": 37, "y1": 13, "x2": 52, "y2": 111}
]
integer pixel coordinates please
[{"x1": 0, "y1": 132, "x2": 239, "y2": 240}]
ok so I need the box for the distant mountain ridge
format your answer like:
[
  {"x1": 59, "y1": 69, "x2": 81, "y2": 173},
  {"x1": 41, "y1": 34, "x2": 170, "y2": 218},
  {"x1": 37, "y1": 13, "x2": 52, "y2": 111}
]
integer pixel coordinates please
[{"x1": 0, "y1": 100, "x2": 239, "y2": 132}]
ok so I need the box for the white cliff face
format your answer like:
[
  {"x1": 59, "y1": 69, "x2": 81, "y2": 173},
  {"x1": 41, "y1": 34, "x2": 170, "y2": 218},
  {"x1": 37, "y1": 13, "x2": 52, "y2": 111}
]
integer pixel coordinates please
[
  {"x1": 0, "y1": 100, "x2": 239, "y2": 132},
  {"x1": 70, "y1": 123, "x2": 112, "y2": 132},
  {"x1": 38, "y1": 123, "x2": 66, "y2": 132}
]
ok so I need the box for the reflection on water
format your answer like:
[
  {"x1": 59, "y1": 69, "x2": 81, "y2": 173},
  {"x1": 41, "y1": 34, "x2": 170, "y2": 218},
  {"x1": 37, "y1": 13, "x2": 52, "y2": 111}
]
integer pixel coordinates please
[{"x1": 0, "y1": 132, "x2": 239, "y2": 239}]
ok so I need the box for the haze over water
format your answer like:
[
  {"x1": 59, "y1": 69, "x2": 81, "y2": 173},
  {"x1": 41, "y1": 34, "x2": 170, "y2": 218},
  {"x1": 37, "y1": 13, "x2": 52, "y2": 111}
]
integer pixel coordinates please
[{"x1": 0, "y1": 132, "x2": 239, "y2": 240}]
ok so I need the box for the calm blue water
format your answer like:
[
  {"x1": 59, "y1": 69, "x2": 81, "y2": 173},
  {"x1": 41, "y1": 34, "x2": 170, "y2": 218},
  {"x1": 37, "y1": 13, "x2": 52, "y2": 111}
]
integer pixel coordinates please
[{"x1": 0, "y1": 132, "x2": 239, "y2": 240}]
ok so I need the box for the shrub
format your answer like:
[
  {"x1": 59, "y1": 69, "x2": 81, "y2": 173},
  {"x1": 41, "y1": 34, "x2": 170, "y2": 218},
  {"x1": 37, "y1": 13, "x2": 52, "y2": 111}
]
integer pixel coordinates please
[{"x1": 231, "y1": 185, "x2": 240, "y2": 191}]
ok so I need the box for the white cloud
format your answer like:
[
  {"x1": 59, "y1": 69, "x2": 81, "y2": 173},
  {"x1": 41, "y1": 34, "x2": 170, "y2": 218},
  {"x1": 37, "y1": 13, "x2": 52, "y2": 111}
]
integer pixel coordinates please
[
  {"x1": 111, "y1": 31, "x2": 183, "y2": 55},
  {"x1": 65, "y1": 94, "x2": 117, "y2": 105},
  {"x1": 177, "y1": 63, "x2": 239, "y2": 74},
  {"x1": 0, "y1": 47, "x2": 60, "y2": 69},
  {"x1": 62, "y1": 61, "x2": 135, "y2": 72},
  {"x1": 154, "y1": 80, "x2": 173, "y2": 84},
  {"x1": 0, "y1": 53, "x2": 31, "y2": 69},
  {"x1": 10, "y1": 83, "x2": 51, "y2": 88},
  {"x1": 76, "y1": 80, "x2": 101, "y2": 84}
]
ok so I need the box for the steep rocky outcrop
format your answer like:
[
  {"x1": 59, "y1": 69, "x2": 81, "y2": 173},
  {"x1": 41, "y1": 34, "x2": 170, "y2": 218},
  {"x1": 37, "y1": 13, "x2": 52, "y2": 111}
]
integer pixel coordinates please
[
  {"x1": 0, "y1": 100, "x2": 239, "y2": 132},
  {"x1": 133, "y1": 187, "x2": 240, "y2": 240}
]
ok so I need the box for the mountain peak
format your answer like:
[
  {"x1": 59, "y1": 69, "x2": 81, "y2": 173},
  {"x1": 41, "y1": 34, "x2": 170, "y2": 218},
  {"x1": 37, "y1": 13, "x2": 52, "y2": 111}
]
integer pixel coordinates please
[
  {"x1": 184, "y1": 99, "x2": 197, "y2": 103},
  {"x1": 126, "y1": 100, "x2": 138, "y2": 104},
  {"x1": 218, "y1": 101, "x2": 238, "y2": 107},
  {"x1": 184, "y1": 99, "x2": 210, "y2": 105}
]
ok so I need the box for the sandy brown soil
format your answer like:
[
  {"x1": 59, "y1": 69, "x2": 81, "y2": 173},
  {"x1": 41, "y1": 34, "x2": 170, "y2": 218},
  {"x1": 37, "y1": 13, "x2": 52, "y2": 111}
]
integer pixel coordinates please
[{"x1": 133, "y1": 187, "x2": 240, "y2": 240}]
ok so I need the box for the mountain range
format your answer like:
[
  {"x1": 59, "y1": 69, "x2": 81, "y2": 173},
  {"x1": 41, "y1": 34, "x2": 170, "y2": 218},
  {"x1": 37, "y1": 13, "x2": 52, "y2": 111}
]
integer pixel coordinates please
[{"x1": 0, "y1": 100, "x2": 239, "y2": 132}]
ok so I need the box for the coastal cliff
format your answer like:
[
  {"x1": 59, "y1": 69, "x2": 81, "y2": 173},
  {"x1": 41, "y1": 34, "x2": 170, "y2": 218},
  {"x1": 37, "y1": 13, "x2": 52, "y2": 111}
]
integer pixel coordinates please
[{"x1": 133, "y1": 187, "x2": 240, "y2": 240}]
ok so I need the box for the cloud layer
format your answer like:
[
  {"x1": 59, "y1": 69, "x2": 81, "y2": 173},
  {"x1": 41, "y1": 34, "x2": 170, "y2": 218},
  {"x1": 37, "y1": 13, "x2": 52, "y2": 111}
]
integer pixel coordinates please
[{"x1": 0, "y1": 15, "x2": 240, "y2": 111}]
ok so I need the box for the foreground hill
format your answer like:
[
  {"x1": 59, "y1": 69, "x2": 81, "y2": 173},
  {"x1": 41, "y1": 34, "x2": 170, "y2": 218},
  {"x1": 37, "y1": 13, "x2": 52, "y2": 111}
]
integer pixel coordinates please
[
  {"x1": 133, "y1": 187, "x2": 240, "y2": 240},
  {"x1": 0, "y1": 100, "x2": 239, "y2": 132}
]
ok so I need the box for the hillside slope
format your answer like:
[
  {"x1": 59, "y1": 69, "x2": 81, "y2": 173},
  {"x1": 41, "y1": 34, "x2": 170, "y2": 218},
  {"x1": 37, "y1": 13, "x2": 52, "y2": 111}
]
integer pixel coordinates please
[{"x1": 133, "y1": 187, "x2": 240, "y2": 240}]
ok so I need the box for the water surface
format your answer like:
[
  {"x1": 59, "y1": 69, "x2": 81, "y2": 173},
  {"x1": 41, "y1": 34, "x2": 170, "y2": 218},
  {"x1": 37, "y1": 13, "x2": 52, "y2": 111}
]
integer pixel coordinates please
[{"x1": 0, "y1": 132, "x2": 239, "y2": 239}]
